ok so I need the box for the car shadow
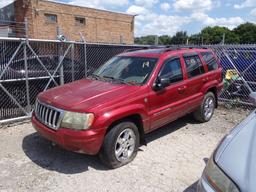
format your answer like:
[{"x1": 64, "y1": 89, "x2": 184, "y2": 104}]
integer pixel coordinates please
[
  {"x1": 22, "y1": 133, "x2": 107, "y2": 174},
  {"x1": 183, "y1": 181, "x2": 198, "y2": 192},
  {"x1": 145, "y1": 114, "x2": 198, "y2": 144},
  {"x1": 22, "y1": 114, "x2": 199, "y2": 174}
]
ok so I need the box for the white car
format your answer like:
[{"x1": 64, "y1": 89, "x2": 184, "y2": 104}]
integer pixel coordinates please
[{"x1": 197, "y1": 93, "x2": 256, "y2": 192}]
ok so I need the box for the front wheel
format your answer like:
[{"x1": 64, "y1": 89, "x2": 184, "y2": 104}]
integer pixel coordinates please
[
  {"x1": 99, "y1": 122, "x2": 139, "y2": 169},
  {"x1": 193, "y1": 92, "x2": 216, "y2": 123}
]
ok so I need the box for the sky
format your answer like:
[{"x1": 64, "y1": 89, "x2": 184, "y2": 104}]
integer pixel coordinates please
[{"x1": 1, "y1": 0, "x2": 256, "y2": 37}]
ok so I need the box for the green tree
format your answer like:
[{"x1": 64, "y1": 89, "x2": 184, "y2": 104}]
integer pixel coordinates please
[
  {"x1": 201, "y1": 26, "x2": 239, "y2": 44},
  {"x1": 158, "y1": 35, "x2": 172, "y2": 45},
  {"x1": 170, "y1": 31, "x2": 188, "y2": 45},
  {"x1": 189, "y1": 33, "x2": 202, "y2": 45},
  {"x1": 134, "y1": 35, "x2": 157, "y2": 45},
  {"x1": 134, "y1": 23, "x2": 256, "y2": 45},
  {"x1": 233, "y1": 22, "x2": 256, "y2": 44}
]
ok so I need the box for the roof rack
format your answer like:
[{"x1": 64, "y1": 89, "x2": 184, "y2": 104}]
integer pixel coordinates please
[
  {"x1": 124, "y1": 46, "x2": 163, "y2": 53},
  {"x1": 161, "y1": 45, "x2": 208, "y2": 53},
  {"x1": 124, "y1": 45, "x2": 208, "y2": 54}
]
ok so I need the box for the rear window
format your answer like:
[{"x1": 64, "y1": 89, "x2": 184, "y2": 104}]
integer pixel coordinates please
[
  {"x1": 184, "y1": 55, "x2": 205, "y2": 78},
  {"x1": 201, "y1": 52, "x2": 218, "y2": 71}
]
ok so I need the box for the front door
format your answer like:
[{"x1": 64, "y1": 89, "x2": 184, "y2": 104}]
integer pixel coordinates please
[{"x1": 148, "y1": 56, "x2": 188, "y2": 130}]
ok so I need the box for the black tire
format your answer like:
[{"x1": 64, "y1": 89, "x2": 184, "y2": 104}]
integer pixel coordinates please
[
  {"x1": 99, "y1": 122, "x2": 140, "y2": 169},
  {"x1": 193, "y1": 92, "x2": 216, "y2": 123}
]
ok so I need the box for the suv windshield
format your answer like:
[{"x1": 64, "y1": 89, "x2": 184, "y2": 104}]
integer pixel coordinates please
[{"x1": 92, "y1": 56, "x2": 158, "y2": 85}]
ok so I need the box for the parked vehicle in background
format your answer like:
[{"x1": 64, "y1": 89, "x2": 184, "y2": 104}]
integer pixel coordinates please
[
  {"x1": 31, "y1": 47, "x2": 223, "y2": 168},
  {"x1": 197, "y1": 93, "x2": 256, "y2": 192}
]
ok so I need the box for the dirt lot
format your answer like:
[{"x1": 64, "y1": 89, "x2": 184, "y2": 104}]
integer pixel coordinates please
[{"x1": 0, "y1": 107, "x2": 249, "y2": 192}]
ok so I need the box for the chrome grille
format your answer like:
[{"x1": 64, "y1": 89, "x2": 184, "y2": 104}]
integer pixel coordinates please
[{"x1": 35, "y1": 100, "x2": 64, "y2": 130}]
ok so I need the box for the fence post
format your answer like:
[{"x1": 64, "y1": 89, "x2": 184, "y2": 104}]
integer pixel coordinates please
[
  {"x1": 24, "y1": 18, "x2": 31, "y2": 112},
  {"x1": 57, "y1": 26, "x2": 64, "y2": 85},
  {"x1": 23, "y1": 40, "x2": 31, "y2": 112},
  {"x1": 120, "y1": 34, "x2": 124, "y2": 44},
  {"x1": 79, "y1": 32, "x2": 87, "y2": 77},
  {"x1": 25, "y1": 18, "x2": 28, "y2": 39},
  {"x1": 155, "y1": 35, "x2": 158, "y2": 45},
  {"x1": 71, "y1": 43, "x2": 75, "y2": 81}
]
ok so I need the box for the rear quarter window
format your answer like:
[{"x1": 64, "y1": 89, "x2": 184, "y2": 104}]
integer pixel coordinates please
[{"x1": 201, "y1": 52, "x2": 218, "y2": 71}]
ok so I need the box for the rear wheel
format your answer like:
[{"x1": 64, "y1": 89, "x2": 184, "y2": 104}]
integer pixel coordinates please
[
  {"x1": 99, "y1": 122, "x2": 139, "y2": 169},
  {"x1": 193, "y1": 92, "x2": 216, "y2": 123}
]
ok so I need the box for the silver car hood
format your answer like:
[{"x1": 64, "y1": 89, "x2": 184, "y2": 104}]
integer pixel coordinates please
[{"x1": 215, "y1": 110, "x2": 256, "y2": 192}]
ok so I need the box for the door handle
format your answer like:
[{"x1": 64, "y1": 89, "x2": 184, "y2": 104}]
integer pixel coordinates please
[
  {"x1": 202, "y1": 78, "x2": 209, "y2": 83},
  {"x1": 178, "y1": 86, "x2": 187, "y2": 93}
]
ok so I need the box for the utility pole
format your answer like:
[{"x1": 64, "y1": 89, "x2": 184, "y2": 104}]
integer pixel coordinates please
[
  {"x1": 155, "y1": 35, "x2": 158, "y2": 45},
  {"x1": 222, "y1": 33, "x2": 225, "y2": 45}
]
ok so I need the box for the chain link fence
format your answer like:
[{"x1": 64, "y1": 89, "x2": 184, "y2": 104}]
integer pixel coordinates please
[
  {"x1": 0, "y1": 38, "x2": 255, "y2": 123},
  {"x1": 209, "y1": 45, "x2": 256, "y2": 108},
  {"x1": 0, "y1": 38, "x2": 86, "y2": 122}
]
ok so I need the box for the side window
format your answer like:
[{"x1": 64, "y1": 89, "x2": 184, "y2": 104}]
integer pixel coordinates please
[
  {"x1": 201, "y1": 52, "x2": 218, "y2": 71},
  {"x1": 159, "y1": 58, "x2": 183, "y2": 84},
  {"x1": 184, "y1": 55, "x2": 205, "y2": 78}
]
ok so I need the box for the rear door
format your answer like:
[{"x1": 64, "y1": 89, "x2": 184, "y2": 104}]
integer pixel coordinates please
[
  {"x1": 182, "y1": 53, "x2": 208, "y2": 110},
  {"x1": 148, "y1": 56, "x2": 188, "y2": 130}
]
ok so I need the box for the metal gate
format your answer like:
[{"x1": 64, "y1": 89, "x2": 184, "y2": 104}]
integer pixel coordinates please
[{"x1": 0, "y1": 38, "x2": 86, "y2": 122}]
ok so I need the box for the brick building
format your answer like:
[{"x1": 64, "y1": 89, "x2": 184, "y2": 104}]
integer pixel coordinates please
[{"x1": 0, "y1": 0, "x2": 135, "y2": 44}]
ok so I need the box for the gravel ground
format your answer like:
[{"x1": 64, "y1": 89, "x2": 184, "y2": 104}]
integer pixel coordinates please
[{"x1": 0, "y1": 107, "x2": 249, "y2": 192}]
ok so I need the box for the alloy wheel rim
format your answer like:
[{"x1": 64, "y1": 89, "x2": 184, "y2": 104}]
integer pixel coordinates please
[
  {"x1": 115, "y1": 128, "x2": 136, "y2": 162},
  {"x1": 204, "y1": 97, "x2": 214, "y2": 120}
]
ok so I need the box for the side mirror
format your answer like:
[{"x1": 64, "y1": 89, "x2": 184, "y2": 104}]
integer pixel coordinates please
[
  {"x1": 153, "y1": 77, "x2": 170, "y2": 91},
  {"x1": 249, "y1": 92, "x2": 256, "y2": 106}
]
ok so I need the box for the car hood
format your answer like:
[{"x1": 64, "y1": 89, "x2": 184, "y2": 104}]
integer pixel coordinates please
[
  {"x1": 38, "y1": 79, "x2": 140, "y2": 112},
  {"x1": 215, "y1": 110, "x2": 256, "y2": 192}
]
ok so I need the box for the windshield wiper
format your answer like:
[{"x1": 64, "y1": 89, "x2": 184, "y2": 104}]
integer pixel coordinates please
[
  {"x1": 89, "y1": 74, "x2": 101, "y2": 80},
  {"x1": 112, "y1": 77, "x2": 140, "y2": 86},
  {"x1": 100, "y1": 75, "x2": 140, "y2": 85},
  {"x1": 102, "y1": 75, "x2": 115, "y2": 80}
]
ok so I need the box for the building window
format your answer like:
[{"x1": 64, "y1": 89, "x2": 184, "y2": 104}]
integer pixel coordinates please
[
  {"x1": 44, "y1": 13, "x2": 57, "y2": 23},
  {"x1": 75, "y1": 17, "x2": 85, "y2": 26}
]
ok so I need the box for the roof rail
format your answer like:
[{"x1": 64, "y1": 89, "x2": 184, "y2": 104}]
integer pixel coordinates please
[
  {"x1": 124, "y1": 47, "x2": 149, "y2": 52},
  {"x1": 161, "y1": 45, "x2": 208, "y2": 53},
  {"x1": 185, "y1": 45, "x2": 208, "y2": 49},
  {"x1": 124, "y1": 45, "x2": 208, "y2": 54},
  {"x1": 124, "y1": 46, "x2": 163, "y2": 53}
]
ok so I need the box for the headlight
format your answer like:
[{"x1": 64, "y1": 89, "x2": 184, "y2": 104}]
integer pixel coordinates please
[
  {"x1": 204, "y1": 155, "x2": 239, "y2": 192},
  {"x1": 61, "y1": 111, "x2": 94, "y2": 130}
]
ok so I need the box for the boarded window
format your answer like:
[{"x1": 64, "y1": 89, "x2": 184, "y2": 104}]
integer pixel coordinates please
[
  {"x1": 44, "y1": 13, "x2": 57, "y2": 23},
  {"x1": 75, "y1": 17, "x2": 86, "y2": 26}
]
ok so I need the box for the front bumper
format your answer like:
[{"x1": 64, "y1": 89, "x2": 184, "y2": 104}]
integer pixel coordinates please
[
  {"x1": 31, "y1": 113, "x2": 106, "y2": 155},
  {"x1": 197, "y1": 176, "x2": 215, "y2": 192}
]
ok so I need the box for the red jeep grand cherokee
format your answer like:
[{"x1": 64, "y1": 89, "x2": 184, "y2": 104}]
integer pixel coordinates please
[{"x1": 32, "y1": 47, "x2": 223, "y2": 168}]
